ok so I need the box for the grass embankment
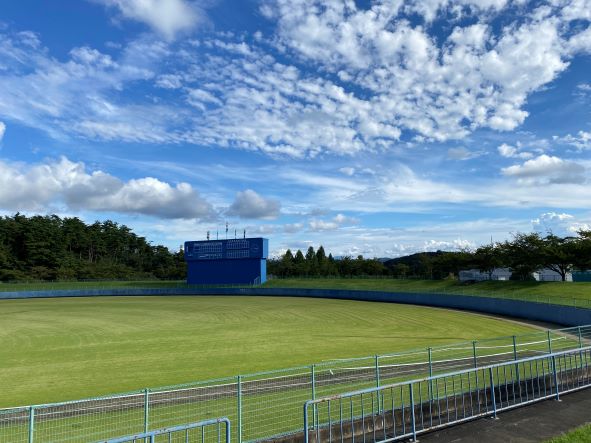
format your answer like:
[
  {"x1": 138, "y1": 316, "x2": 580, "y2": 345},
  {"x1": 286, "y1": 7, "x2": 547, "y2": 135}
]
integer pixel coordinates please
[
  {"x1": 0, "y1": 280, "x2": 188, "y2": 291},
  {"x1": 548, "y1": 424, "x2": 591, "y2": 442},
  {"x1": 264, "y1": 278, "x2": 591, "y2": 307},
  {"x1": 0, "y1": 295, "x2": 537, "y2": 407}
]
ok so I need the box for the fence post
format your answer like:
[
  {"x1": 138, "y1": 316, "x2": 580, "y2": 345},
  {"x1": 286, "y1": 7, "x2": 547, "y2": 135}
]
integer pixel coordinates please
[
  {"x1": 472, "y1": 341, "x2": 478, "y2": 368},
  {"x1": 578, "y1": 327, "x2": 583, "y2": 349},
  {"x1": 409, "y1": 383, "x2": 417, "y2": 442},
  {"x1": 428, "y1": 347, "x2": 433, "y2": 401},
  {"x1": 375, "y1": 355, "x2": 381, "y2": 412},
  {"x1": 547, "y1": 330, "x2": 553, "y2": 354},
  {"x1": 237, "y1": 375, "x2": 243, "y2": 443},
  {"x1": 28, "y1": 406, "x2": 35, "y2": 443},
  {"x1": 144, "y1": 388, "x2": 150, "y2": 434},
  {"x1": 311, "y1": 365, "x2": 316, "y2": 400},
  {"x1": 552, "y1": 355, "x2": 560, "y2": 401},
  {"x1": 225, "y1": 418, "x2": 232, "y2": 443},
  {"x1": 489, "y1": 367, "x2": 497, "y2": 419},
  {"x1": 512, "y1": 336, "x2": 520, "y2": 387},
  {"x1": 311, "y1": 365, "x2": 318, "y2": 429},
  {"x1": 303, "y1": 402, "x2": 310, "y2": 443}
]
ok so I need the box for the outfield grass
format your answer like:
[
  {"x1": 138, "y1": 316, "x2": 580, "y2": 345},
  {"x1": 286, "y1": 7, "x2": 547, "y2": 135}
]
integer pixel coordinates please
[
  {"x1": 548, "y1": 424, "x2": 591, "y2": 442},
  {"x1": 0, "y1": 295, "x2": 538, "y2": 408}
]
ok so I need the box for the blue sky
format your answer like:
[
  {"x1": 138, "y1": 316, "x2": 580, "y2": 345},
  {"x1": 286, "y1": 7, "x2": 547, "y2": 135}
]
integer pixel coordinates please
[{"x1": 0, "y1": 0, "x2": 590, "y2": 257}]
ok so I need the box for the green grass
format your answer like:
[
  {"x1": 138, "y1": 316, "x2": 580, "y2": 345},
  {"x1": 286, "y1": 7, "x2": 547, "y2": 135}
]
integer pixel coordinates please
[
  {"x1": 263, "y1": 278, "x2": 591, "y2": 307},
  {"x1": 0, "y1": 295, "x2": 538, "y2": 408},
  {"x1": 547, "y1": 424, "x2": 591, "y2": 442}
]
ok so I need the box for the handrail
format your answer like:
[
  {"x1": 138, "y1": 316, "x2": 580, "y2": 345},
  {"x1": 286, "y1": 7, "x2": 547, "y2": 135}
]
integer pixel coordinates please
[
  {"x1": 98, "y1": 417, "x2": 230, "y2": 443},
  {"x1": 305, "y1": 345, "x2": 591, "y2": 405},
  {"x1": 303, "y1": 346, "x2": 591, "y2": 443}
]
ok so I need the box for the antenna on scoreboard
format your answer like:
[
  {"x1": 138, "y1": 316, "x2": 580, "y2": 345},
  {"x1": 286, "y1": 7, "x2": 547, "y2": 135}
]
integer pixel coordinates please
[
  {"x1": 243, "y1": 229, "x2": 246, "y2": 239},
  {"x1": 234, "y1": 229, "x2": 237, "y2": 239},
  {"x1": 207, "y1": 230, "x2": 210, "y2": 241},
  {"x1": 225, "y1": 221, "x2": 228, "y2": 239},
  {"x1": 216, "y1": 230, "x2": 219, "y2": 240}
]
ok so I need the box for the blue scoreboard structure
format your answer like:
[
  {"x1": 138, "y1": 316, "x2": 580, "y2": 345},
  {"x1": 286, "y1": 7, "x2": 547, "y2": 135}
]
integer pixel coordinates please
[{"x1": 184, "y1": 237, "x2": 268, "y2": 285}]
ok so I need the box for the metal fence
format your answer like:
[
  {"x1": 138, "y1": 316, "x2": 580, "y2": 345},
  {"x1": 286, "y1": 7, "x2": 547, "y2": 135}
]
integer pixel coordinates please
[
  {"x1": 1, "y1": 325, "x2": 590, "y2": 443},
  {"x1": 303, "y1": 345, "x2": 591, "y2": 443},
  {"x1": 100, "y1": 417, "x2": 230, "y2": 443}
]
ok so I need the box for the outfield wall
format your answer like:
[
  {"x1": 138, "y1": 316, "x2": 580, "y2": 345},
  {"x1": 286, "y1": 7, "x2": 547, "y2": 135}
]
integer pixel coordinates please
[{"x1": 1, "y1": 287, "x2": 590, "y2": 326}]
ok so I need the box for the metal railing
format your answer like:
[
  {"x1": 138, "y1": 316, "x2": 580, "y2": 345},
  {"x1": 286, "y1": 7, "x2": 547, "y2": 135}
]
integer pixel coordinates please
[
  {"x1": 99, "y1": 417, "x2": 230, "y2": 443},
  {"x1": 1, "y1": 325, "x2": 590, "y2": 443},
  {"x1": 303, "y1": 346, "x2": 591, "y2": 443}
]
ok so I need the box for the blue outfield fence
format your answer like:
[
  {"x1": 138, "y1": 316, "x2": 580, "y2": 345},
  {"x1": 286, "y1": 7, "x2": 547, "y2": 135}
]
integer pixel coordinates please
[
  {"x1": 1, "y1": 325, "x2": 591, "y2": 443},
  {"x1": 303, "y1": 346, "x2": 591, "y2": 443}
]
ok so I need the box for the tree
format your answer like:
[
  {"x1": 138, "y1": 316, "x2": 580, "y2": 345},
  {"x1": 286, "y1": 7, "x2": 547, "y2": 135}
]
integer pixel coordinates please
[
  {"x1": 540, "y1": 234, "x2": 578, "y2": 281},
  {"x1": 500, "y1": 233, "x2": 544, "y2": 280},
  {"x1": 573, "y1": 231, "x2": 591, "y2": 271},
  {"x1": 305, "y1": 246, "x2": 319, "y2": 275},
  {"x1": 474, "y1": 244, "x2": 503, "y2": 279}
]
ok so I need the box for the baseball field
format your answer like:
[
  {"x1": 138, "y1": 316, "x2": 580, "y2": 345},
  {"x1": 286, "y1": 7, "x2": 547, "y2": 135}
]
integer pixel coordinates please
[{"x1": 0, "y1": 295, "x2": 538, "y2": 408}]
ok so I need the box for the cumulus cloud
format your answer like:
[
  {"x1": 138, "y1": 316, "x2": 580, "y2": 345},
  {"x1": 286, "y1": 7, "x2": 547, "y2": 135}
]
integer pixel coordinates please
[
  {"x1": 227, "y1": 189, "x2": 281, "y2": 219},
  {"x1": 0, "y1": 157, "x2": 215, "y2": 219},
  {"x1": 501, "y1": 155, "x2": 586, "y2": 185},
  {"x1": 497, "y1": 143, "x2": 533, "y2": 159},
  {"x1": 531, "y1": 212, "x2": 590, "y2": 235},
  {"x1": 95, "y1": 0, "x2": 205, "y2": 39},
  {"x1": 0, "y1": 121, "x2": 5, "y2": 141}
]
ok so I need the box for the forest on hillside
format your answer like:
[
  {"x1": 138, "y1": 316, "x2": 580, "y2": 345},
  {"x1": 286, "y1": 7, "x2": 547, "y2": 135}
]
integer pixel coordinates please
[{"x1": 0, "y1": 214, "x2": 185, "y2": 281}]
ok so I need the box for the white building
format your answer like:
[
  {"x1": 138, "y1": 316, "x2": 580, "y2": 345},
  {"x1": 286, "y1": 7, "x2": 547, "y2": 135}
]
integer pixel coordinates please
[
  {"x1": 458, "y1": 268, "x2": 512, "y2": 282},
  {"x1": 459, "y1": 267, "x2": 573, "y2": 282},
  {"x1": 533, "y1": 268, "x2": 573, "y2": 282}
]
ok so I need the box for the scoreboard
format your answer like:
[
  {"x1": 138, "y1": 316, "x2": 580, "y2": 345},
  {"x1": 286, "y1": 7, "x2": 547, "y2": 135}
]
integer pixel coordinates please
[{"x1": 184, "y1": 238, "x2": 268, "y2": 285}]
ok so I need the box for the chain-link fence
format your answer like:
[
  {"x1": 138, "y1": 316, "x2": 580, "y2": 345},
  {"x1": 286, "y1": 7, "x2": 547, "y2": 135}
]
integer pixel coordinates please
[{"x1": 1, "y1": 325, "x2": 589, "y2": 443}]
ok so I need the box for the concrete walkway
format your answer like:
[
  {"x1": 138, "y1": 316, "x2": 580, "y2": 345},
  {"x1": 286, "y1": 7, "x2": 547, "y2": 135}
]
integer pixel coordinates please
[{"x1": 419, "y1": 388, "x2": 591, "y2": 442}]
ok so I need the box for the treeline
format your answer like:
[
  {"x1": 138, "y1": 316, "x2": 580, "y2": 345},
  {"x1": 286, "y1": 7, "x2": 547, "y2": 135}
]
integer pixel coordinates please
[
  {"x1": 268, "y1": 232, "x2": 591, "y2": 281},
  {"x1": 0, "y1": 214, "x2": 186, "y2": 281},
  {"x1": 267, "y1": 246, "x2": 388, "y2": 277}
]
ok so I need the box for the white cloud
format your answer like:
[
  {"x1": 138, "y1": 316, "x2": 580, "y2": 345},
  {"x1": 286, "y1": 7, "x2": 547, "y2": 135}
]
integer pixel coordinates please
[
  {"x1": 497, "y1": 143, "x2": 533, "y2": 159},
  {"x1": 227, "y1": 189, "x2": 281, "y2": 219},
  {"x1": 0, "y1": 3, "x2": 591, "y2": 159},
  {"x1": 447, "y1": 147, "x2": 483, "y2": 160},
  {"x1": 0, "y1": 157, "x2": 215, "y2": 219},
  {"x1": 501, "y1": 154, "x2": 586, "y2": 185},
  {"x1": 155, "y1": 74, "x2": 183, "y2": 89},
  {"x1": 95, "y1": 0, "x2": 205, "y2": 40},
  {"x1": 554, "y1": 131, "x2": 591, "y2": 150},
  {"x1": 0, "y1": 121, "x2": 5, "y2": 141},
  {"x1": 308, "y1": 219, "x2": 339, "y2": 231},
  {"x1": 531, "y1": 212, "x2": 591, "y2": 235},
  {"x1": 283, "y1": 223, "x2": 304, "y2": 233},
  {"x1": 339, "y1": 167, "x2": 356, "y2": 176},
  {"x1": 308, "y1": 213, "x2": 359, "y2": 231}
]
